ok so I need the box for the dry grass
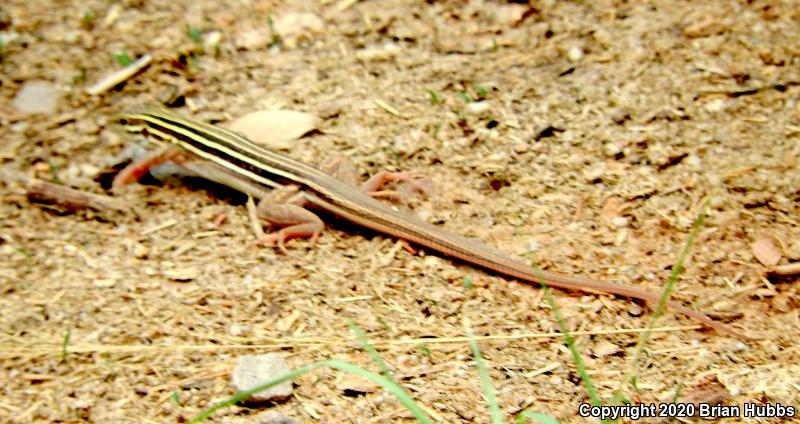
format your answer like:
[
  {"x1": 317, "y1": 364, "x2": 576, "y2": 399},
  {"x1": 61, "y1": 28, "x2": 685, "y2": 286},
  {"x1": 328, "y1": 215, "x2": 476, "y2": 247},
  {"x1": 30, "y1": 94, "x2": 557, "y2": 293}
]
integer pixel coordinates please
[{"x1": 1, "y1": 1, "x2": 799, "y2": 422}]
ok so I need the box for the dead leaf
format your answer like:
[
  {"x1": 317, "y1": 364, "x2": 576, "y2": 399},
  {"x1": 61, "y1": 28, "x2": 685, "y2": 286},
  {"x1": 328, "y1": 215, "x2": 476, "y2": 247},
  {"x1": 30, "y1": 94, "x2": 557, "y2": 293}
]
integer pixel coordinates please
[
  {"x1": 684, "y1": 18, "x2": 726, "y2": 38},
  {"x1": 770, "y1": 262, "x2": 800, "y2": 276},
  {"x1": 336, "y1": 374, "x2": 378, "y2": 395},
  {"x1": 227, "y1": 110, "x2": 320, "y2": 150},
  {"x1": 601, "y1": 196, "x2": 626, "y2": 220},
  {"x1": 751, "y1": 238, "x2": 782, "y2": 267},
  {"x1": 592, "y1": 340, "x2": 620, "y2": 357}
]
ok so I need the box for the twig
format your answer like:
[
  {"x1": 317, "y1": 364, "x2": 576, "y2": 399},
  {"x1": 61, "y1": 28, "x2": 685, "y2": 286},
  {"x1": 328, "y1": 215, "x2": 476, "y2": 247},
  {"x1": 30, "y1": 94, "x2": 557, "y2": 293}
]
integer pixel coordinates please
[
  {"x1": 85, "y1": 53, "x2": 152, "y2": 95},
  {"x1": 26, "y1": 178, "x2": 128, "y2": 215},
  {"x1": 769, "y1": 262, "x2": 800, "y2": 276}
]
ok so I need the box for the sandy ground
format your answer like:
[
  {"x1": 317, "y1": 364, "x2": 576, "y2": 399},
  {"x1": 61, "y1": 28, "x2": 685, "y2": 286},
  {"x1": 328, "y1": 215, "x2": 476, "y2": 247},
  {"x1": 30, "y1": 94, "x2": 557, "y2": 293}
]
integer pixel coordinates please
[{"x1": 1, "y1": 1, "x2": 799, "y2": 423}]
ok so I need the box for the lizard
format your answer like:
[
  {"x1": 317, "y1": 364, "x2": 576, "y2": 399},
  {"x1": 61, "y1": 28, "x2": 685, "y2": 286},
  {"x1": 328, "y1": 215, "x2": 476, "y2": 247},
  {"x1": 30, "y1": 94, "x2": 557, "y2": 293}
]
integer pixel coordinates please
[{"x1": 112, "y1": 107, "x2": 749, "y2": 340}]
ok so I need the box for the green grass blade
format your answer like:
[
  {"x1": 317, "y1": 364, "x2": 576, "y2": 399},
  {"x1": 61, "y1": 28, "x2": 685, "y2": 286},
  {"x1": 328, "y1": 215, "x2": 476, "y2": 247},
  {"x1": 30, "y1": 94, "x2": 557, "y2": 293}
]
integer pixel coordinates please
[
  {"x1": 112, "y1": 51, "x2": 132, "y2": 66},
  {"x1": 427, "y1": 88, "x2": 440, "y2": 105},
  {"x1": 346, "y1": 319, "x2": 395, "y2": 380},
  {"x1": 612, "y1": 202, "x2": 709, "y2": 404},
  {"x1": 519, "y1": 255, "x2": 604, "y2": 421},
  {"x1": 540, "y1": 286, "x2": 604, "y2": 410},
  {"x1": 61, "y1": 327, "x2": 70, "y2": 362},
  {"x1": 188, "y1": 359, "x2": 432, "y2": 424},
  {"x1": 465, "y1": 316, "x2": 504, "y2": 424}
]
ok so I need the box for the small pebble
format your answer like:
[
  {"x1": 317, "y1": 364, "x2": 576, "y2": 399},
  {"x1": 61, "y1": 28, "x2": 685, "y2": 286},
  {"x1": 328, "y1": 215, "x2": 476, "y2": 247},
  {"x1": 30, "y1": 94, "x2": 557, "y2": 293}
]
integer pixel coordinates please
[
  {"x1": 728, "y1": 341, "x2": 748, "y2": 353},
  {"x1": 466, "y1": 101, "x2": 490, "y2": 115},
  {"x1": 132, "y1": 243, "x2": 149, "y2": 259},
  {"x1": 203, "y1": 31, "x2": 222, "y2": 53},
  {"x1": 611, "y1": 216, "x2": 628, "y2": 228},
  {"x1": 703, "y1": 99, "x2": 726, "y2": 113},
  {"x1": 584, "y1": 165, "x2": 605, "y2": 182},
  {"x1": 356, "y1": 43, "x2": 400, "y2": 61},
  {"x1": 685, "y1": 154, "x2": 702, "y2": 170},
  {"x1": 231, "y1": 353, "x2": 293, "y2": 402},
  {"x1": 567, "y1": 46, "x2": 584, "y2": 62},
  {"x1": 228, "y1": 323, "x2": 248, "y2": 337},
  {"x1": 603, "y1": 142, "x2": 622, "y2": 157},
  {"x1": 627, "y1": 303, "x2": 644, "y2": 317},
  {"x1": 13, "y1": 80, "x2": 61, "y2": 114},
  {"x1": 93, "y1": 278, "x2": 116, "y2": 288}
]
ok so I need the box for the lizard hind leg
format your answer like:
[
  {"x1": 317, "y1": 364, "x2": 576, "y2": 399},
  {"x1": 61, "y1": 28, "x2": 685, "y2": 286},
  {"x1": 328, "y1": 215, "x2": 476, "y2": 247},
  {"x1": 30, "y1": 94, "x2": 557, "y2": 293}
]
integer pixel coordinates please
[{"x1": 362, "y1": 170, "x2": 433, "y2": 202}]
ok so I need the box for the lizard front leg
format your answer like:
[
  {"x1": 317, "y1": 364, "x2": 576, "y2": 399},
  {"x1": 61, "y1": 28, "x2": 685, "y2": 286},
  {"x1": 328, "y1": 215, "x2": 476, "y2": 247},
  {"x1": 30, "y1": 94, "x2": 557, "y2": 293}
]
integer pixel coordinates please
[{"x1": 111, "y1": 146, "x2": 187, "y2": 193}]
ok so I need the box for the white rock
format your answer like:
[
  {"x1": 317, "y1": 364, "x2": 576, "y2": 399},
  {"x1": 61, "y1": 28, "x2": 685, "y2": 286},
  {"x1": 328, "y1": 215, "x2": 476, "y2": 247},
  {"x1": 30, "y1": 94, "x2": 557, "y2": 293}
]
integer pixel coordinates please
[
  {"x1": 603, "y1": 142, "x2": 622, "y2": 157},
  {"x1": 567, "y1": 46, "x2": 584, "y2": 62},
  {"x1": 203, "y1": 31, "x2": 222, "y2": 53},
  {"x1": 466, "y1": 101, "x2": 491, "y2": 115},
  {"x1": 685, "y1": 154, "x2": 702, "y2": 169},
  {"x1": 13, "y1": 80, "x2": 61, "y2": 114},
  {"x1": 231, "y1": 353, "x2": 293, "y2": 401},
  {"x1": 704, "y1": 98, "x2": 727, "y2": 113},
  {"x1": 356, "y1": 43, "x2": 400, "y2": 61},
  {"x1": 611, "y1": 216, "x2": 629, "y2": 228}
]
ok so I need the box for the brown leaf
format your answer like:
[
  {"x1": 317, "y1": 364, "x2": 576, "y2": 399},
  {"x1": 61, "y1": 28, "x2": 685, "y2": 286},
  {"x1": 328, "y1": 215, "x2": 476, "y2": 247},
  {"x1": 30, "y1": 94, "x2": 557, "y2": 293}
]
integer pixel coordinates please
[
  {"x1": 751, "y1": 238, "x2": 782, "y2": 267},
  {"x1": 601, "y1": 196, "x2": 626, "y2": 220},
  {"x1": 227, "y1": 110, "x2": 320, "y2": 150},
  {"x1": 591, "y1": 340, "x2": 620, "y2": 357},
  {"x1": 684, "y1": 18, "x2": 726, "y2": 38},
  {"x1": 336, "y1": 374, "x2": 378, "y2": 395}
]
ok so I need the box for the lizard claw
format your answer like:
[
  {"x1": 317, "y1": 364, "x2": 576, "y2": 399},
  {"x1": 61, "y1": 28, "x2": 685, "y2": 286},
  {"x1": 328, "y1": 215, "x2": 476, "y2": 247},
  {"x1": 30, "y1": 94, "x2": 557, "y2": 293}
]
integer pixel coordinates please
[{"x1": 255, "y1": 232, "x2": 290, "y2": 255}]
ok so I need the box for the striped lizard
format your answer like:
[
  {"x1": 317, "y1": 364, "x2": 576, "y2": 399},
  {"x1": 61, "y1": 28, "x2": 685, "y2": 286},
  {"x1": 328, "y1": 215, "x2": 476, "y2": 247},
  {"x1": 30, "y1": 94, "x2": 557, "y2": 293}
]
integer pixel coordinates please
[{"x1": 112, "y1": 107, "x2": 747, "y2": 340}]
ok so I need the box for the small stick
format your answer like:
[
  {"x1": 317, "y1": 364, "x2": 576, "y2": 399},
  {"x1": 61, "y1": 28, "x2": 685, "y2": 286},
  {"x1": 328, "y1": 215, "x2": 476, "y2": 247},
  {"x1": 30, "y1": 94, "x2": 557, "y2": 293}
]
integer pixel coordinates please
[
  {"x1": 26, "y1": 178, "x2": 127, "y2": 214},
  {"x1": 85, "y1": 54, "x2": 152, "y2": 95},
  {"x1": 769, "y1": 262, "x2": 800, "y2": 276},
  {"x1": 245, "y1": 195, "x2": 265, "y2": 239}
]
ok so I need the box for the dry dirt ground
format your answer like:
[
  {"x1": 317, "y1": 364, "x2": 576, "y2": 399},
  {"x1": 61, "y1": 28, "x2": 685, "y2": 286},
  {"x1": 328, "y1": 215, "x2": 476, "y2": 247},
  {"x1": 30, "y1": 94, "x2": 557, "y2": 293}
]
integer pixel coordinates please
[{"x1": 1, "y1": 1, "x2": 799, "y2": 423}]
